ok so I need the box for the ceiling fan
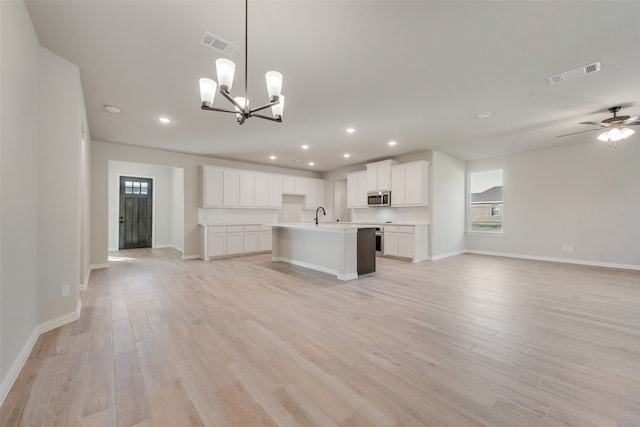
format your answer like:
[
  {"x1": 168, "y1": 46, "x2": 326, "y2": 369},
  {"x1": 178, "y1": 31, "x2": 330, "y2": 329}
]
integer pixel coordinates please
[{"x1": 557, "y1": 106, "x2": 640, "y2": 147}]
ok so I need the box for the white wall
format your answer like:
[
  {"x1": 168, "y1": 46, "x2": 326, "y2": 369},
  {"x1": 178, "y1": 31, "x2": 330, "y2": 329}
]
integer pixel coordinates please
[
  {"x1": 466, "y1": 141, "x2": 640, "y2": 268},
  {"x1": 37, "y1": 47, "x2": 84, "y2": 322},
  {"x1": 1, "y1": 0, "x2": 90, "y2": 402},
  {"x1": 431, "y1": 151, "x2": 466, "y2": 259},
  {"x1": 108, "y1": 161, "x2": 178, "y2": 251},
  {"x1": 1, "y1": 0, "x2": 41, "y2": 388},
  {"x1": 172, "y1": 168, "x2": 184, "y2": 252},
  {"x1": 91, "y1": 141, "x2": 320, "y2": 264}
]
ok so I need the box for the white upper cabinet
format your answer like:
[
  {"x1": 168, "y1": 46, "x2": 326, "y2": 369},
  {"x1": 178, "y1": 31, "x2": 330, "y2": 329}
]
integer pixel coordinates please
[
  {"x1": 202, "y1": 167, "x2": 223, "y2": 207},
  {"x1": 239, "y1": 172, "x2": 255, "y2": 207},
  {"x1": 268, "y1": 175, "x2": 283, "y2": 208},
  {"x1": 366, "y1": 159, "x2": 396, "y2": 191},
  {"x1": 202, "y1": 166, "x2": 241, "y2": 207},
  {"x1": 223, "y1": 170, "x2": 240, "y2": 207},
  {"x1": 391, "y1": 167, "x2": 405, "y2": 205},
  {"x1": 391, "y1": 161, "x2": 429, "y2": 207},
  {"x1": 283, "y1": 177, "x2": 307, "y2": 195},
  {"x1": 347, "y1": 172, "x2": 368, "y2": 208},
  {"x1": 201, "y1": 165, "x2": 321, "y2": 209},
  {"x1": 252, "y1": 173, "x2": 268, "y2": 207}
]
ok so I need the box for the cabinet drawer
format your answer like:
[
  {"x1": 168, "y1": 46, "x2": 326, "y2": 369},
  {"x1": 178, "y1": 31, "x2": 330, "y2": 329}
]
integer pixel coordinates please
[
  {"x1": 384, "y1": 225, "x2": 398, "y2": 232},
  {"x1": 243, "y1": 225, "x2": 260, "y2": 232},
  {"x1": 208, "y1": 226, "x2": 227, "y2": 233},
  {"x1": 259, "y1": 225, "x2": 272, "y2": 231},
  {"x1": 398, "y1": 226, "x2": 414, "y2": 233},
  {"x1": 226, "y1": 225, "x2": 244, "y2": 232}
]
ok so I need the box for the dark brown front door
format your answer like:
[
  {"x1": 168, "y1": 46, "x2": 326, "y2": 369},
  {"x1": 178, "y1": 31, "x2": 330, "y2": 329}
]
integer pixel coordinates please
[{"x1": 119, "y1": 176, "x2": 153, "y2": 249}]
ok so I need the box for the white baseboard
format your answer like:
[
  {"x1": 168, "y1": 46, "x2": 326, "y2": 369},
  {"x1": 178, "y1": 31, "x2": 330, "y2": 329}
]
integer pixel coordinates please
[
  {"x1": 90, "y1": 263, "x2": 110, "y2": 270},
  {"x1": 465, "y1": 250, "x2": 640, "y2": 271},
  {"x1": 0, "y1": 298, "x2": 82, "y2": 406},
  {"x1": 431, "y1": 250, "x2": 466, "y2": 261},
  {"x1": 182, "y1": 254, "x2": 201, "y2": 260},
  {"x1": 78, "y1": 265, "x2": 92, "y2": 291},
  {"x1": 152, "y1": 244, "x2": 175, "y2": 249}
]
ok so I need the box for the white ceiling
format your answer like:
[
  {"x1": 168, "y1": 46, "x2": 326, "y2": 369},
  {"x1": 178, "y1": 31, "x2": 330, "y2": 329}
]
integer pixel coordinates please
[{"x1": 26, "y1": 1, "x2": 640, "y2": 172}]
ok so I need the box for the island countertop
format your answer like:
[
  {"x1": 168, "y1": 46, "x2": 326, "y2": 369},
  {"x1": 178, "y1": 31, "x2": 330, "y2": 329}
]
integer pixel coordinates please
[{"x1": 269, "y1": 223, "x2": 376, "y2": 233}]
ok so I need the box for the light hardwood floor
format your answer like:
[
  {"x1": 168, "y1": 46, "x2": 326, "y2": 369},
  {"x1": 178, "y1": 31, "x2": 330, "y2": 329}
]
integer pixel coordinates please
[{"x1": 2, "y1": 249, "x2": 640, "y2": 426}]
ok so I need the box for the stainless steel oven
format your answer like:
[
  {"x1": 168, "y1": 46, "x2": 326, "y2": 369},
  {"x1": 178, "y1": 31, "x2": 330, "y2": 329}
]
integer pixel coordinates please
[{"x1": 375, "y1": 227, "x2": 383, "y2": 256}]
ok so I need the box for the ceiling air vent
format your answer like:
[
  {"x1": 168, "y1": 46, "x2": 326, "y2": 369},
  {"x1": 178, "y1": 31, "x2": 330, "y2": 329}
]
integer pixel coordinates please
[
  {"x1": 200, "y1": 31, "x2": 238, "y2": 55},
  {"x1": 547, "y1": 61, "x2": 601, "y2": 85}
]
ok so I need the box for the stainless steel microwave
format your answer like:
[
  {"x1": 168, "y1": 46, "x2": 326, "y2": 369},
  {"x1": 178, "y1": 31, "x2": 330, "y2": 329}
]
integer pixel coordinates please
[{"x1": 367, "y1": 190, "x2": 391, "y2": 207}]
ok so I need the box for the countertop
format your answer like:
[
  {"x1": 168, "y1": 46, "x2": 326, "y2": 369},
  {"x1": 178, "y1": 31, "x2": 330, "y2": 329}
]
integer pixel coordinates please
[
  {"x1": 341, "y1": 221, "x2": 430, "y2": 226},
  {"x1": 270, "y1": 223, "x2": 377, "y2": 233}
]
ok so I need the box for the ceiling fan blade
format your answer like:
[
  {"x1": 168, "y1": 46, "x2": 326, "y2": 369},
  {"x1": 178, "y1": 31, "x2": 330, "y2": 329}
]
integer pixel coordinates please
[
  {"x1": 623, "y1": 116, "x2": 639, "y2": 124},
  {"x1": 578, "y1": 121, "x2": 603, "y2": 126},
  {"x1": 623, "y1": 121, "x2": 640, "y2": 126},
  {"x1": 556, "y1": 128, "x2": 601, "y2": 138}
]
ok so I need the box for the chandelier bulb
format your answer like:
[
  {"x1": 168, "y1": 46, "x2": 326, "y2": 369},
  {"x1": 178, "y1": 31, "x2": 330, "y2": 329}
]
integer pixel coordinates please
[
  {"x1": 199, "y1": 78, "x2": 217, "y2": 107},
  {"x1": 265, "y1": 71, "x2": 283, "y2": 101},
  {"x1": 216, "y1": 58, "x2": 236, "y2": 92}
]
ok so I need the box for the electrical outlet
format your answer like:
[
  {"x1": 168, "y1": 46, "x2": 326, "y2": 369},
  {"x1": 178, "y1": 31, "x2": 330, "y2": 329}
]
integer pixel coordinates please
[
  {"x1": 562, "y1": 244, "x2": 568, "y2": 251},
  {"x1": 568, "y1": 244, "x2": 574, "y2": 252},
  {"x1": 61, "y1": 284, "x2": 70, "y2": 298}
]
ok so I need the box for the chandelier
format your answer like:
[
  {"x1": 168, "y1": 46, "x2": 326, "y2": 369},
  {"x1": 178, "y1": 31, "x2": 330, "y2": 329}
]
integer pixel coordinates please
[
  {"x1": 198, "y1": 0, "x2": 284, "y2": 125},
  {"x1": 597, "y1": 126, "x2": 635, "y2": 148}
]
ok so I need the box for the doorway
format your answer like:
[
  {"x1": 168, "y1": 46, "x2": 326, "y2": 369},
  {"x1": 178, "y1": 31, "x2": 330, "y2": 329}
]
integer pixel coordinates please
[{"x1": 119, "y1": 176, "x2": 153, "y2": 249}]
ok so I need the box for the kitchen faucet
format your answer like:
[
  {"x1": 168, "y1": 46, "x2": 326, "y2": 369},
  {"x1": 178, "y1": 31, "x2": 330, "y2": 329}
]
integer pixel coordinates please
[{"x1": 314, "y1": 206, "x2": 326, "y2": 225}]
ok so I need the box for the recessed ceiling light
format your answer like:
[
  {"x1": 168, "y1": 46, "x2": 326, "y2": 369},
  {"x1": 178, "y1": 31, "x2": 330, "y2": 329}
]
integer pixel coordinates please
[
  {"x1": 158, "y1": 117, "x2": 171, "y2": 123},
  {"x1": 308, "y1": 162, "x2": 315, "y2": 166},
  {"x1": 388, "y1": 140, "x2": 397, "y2": 146},
  {"x1": 269, "y1": 155, "x2": 276, "y2": 160},
  {"x1": 301, "y1": 144, "x2": 309, "y2": 150},
  {"x1": 104, "y1": 105, "x2": 121, "y2": 114},
  {"x1": 343, "y1": 153, "x2": 351, "y2": 158},
  {"x1": 476, "y1": 111, "x2": 492, "y2": 119},
  {"x1": 346, "y1": 127, "x2": 355, "y2": 134}
]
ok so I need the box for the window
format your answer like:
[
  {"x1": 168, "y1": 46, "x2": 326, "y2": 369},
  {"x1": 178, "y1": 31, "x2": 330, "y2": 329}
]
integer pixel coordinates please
[
  {"x1": 469, "y1": 169, "x2": 503, "y2": 232},
  {"x1": 124, "y1": 179, "x2": 149, "y2": 195}
]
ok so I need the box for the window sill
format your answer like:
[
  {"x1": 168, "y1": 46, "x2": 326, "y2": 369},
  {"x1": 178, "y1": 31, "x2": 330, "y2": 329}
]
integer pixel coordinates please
[{"x1": 466, "y1": 231, "x2": 505, "y2": 236}]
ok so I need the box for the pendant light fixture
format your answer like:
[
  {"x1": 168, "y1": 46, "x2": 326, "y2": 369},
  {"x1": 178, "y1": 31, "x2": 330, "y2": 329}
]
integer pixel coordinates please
[{"x1": 198, "y1": 0, "x2": 284, "y2": 125}]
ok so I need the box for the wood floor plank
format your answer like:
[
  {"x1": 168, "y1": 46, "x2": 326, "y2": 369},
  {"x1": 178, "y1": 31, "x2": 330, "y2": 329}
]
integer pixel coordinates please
[{"x1": 3, "y1": 248, "x2": 640, "y2": 427}]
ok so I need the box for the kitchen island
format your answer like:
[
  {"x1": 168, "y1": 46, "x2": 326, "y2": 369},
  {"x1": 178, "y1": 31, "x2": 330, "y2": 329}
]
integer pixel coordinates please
[{"x1": 271, "y1": 223, "x2": 376, "y2": 280}]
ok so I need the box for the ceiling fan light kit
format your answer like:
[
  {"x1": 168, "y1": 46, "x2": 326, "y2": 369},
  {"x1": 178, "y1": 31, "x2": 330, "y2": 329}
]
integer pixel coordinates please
[
  {"x1": 558, "y1": 105, "x2": 639, "y2": 146},
  {"x1": 198, "y1": 0, "x2": 284, "y2": 125},
  {"x1": 597, "y1": 126, "x2": 635, "y2": 147}
]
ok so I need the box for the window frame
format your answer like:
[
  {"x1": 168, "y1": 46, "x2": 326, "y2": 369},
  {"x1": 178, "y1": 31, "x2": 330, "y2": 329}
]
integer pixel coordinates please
[{"x1": 467, "y1": 169, "x2": 505, "y2": 235}]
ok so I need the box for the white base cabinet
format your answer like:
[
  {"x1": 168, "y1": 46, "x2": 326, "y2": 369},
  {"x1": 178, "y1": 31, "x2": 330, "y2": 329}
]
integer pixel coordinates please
[
  {"x1": 259, "y1": 226, "x2": 272, "y2": 252},
  {"x1": 383, "y1": 225, "x2": 429, "y2": 262},
  {"x1": 201, "y1": 224, "x2": 272, "y2": 260}
]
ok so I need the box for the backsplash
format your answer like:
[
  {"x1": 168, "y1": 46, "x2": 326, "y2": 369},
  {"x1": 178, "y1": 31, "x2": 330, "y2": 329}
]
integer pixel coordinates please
[
  {"x1": 351, "y1": 206, "x2": 430, "y2": 223},
  {"x1": 199, "y1": 195, "x2": 332, "y2": 225},
  {"x1": 199, "y1": 208, "x2": 278, "y2": 225}
]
